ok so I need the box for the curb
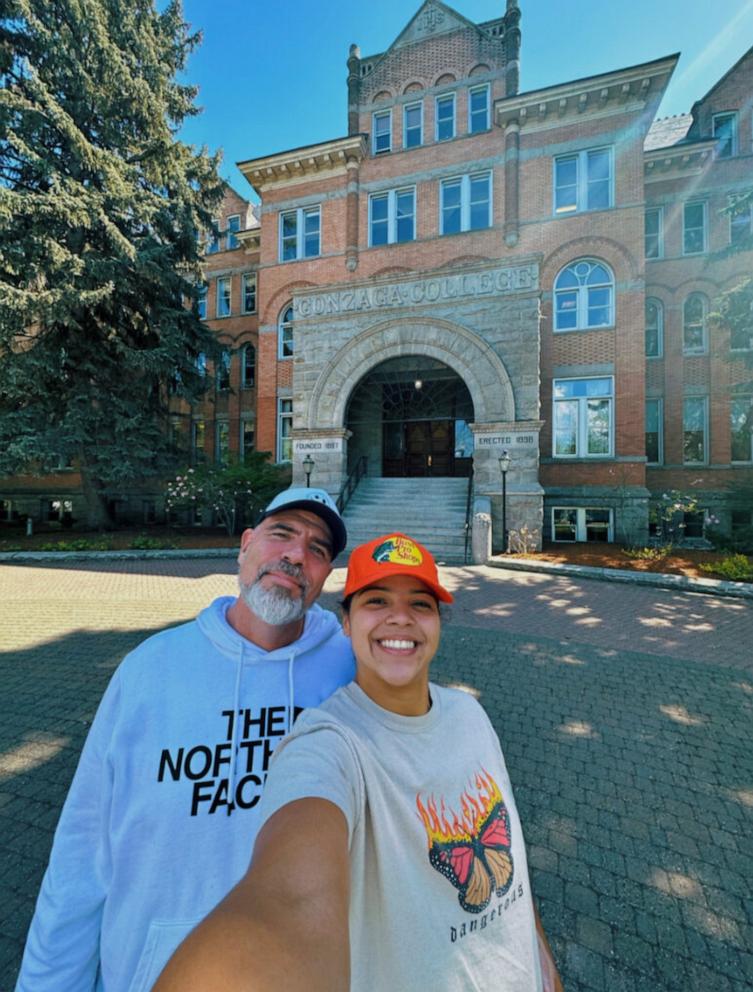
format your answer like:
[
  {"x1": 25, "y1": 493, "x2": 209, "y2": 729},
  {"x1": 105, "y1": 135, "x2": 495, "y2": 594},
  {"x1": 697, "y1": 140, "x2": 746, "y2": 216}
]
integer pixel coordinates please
[
  {"x1": 0, "y1": 548, "x2": 238, "y2": 563},
  {"x1": 487, "y1": 556, "x2": 753, "y2": 600}
]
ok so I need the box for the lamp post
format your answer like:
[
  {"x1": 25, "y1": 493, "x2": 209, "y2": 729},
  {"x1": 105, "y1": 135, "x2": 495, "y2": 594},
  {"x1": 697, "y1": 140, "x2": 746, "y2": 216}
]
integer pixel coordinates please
[
  {"x1": 302, "y1": 455, "x2": 315, "y2": 488},
  {"x1": 498, "y1": 449, "x2": 511, "y2": 553}
]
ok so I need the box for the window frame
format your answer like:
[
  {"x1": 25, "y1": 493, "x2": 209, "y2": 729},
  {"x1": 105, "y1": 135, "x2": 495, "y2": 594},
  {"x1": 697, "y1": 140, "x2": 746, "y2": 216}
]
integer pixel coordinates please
[
  {"x1": 682, "y1": 395, "x2": 708, "y2": 465},
  {"x1": 279, "y1": 206, "x2": 321, "y2": 262},
  {"x1": 554, "y1": 259, "x2": 615, "y2": 332},
  {"x1": 216, "y1": 276, "x2": 231, "y2": 318},
  {"x1": 368, "y1": 186, "x2": 416, "y2": 246},
  {"x1": 215, "y1": 420, "x2": 230, "y2": 465},
  {"x1": 435, "y1": 93, "x2": 456, "y2": 142},
  {"x1": 226, "y1": 214, "x2": 241, "y2": 249},
  {"x1": 682, "y1": 293, "x2": 708, "y2": 356},
  {"x1": 372, "y1": 109, "x2": 392, "y2": 155},
  {"x1": 191, "y1": 419, "x2": 206, "y2": 464},
  {"x1": 552, "y1": 376, "x2": 615, "y2": 459},
  {"x1": 197, "y1": 283, "x2": 207, "y2": 320},
  {"x1": 215, "y1": 347, "x2": 231, "y2": 391},
  {"x1": 729, "y1": 195, "x2": 753, "y2": 248},
  {"x1": 0, "y1": 498, "x2": 12, "y2": 522},
  {"x1": 439, "y1": 171, "x2": 492, "y2": 235},
  {"x1": 645, "y1": 298, "x2": 664, "y2": 358},
  {"x1": 730, "y1": 395, "x2": 753, "y2": 463},
  {"x1": 468, "y1": 84, "x2": 490, "y2": 134},
  {"x1": 712, "y1": 112, "x2": 738, "y2": 158},
  {"x1": 403, "y1": 101, "x2": 423, "y2": 149},
  {"x1": 645, "y1": 397, "x2": 664, "y2": 465},
  {"x1": 241, "y1": 272, "x2": 257, "y2": 314},
  {"x1": 551, "y1": 507, "x2": 614, "y2": 543},
  {"x1": 553, "y1": 146, "x2": 614, "y2": 215},
  {"x1": 278, "y1": 305, "x2": 294, "y2": 360},
  {"x1": 277, "y1": 398, "x2": 294, "y2": 463},
  {"x1": 241, "y1": 418, "x2": 256, "y2": 462},
  {"x1": 241, "y1": 343, "x2": 256, "y2": 388},
  {"x1": 682, "y1": 201, "x2": 707, "y2": 255},
  {"x1": 645, "y1": 207, "x2": 664, "y2": 260},
  {"x1": 207, "y1": 218, "x2": 221, "y2": 254}
]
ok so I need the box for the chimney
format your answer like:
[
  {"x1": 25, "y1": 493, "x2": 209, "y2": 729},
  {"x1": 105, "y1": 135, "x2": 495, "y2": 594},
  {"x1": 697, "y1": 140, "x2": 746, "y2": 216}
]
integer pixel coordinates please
[
  {"x1": 504, "y1": 1, "x2": 521, "y2": 96},
  {"x1": 347, "y1": 44, "x2": 361, "y2": 136}
]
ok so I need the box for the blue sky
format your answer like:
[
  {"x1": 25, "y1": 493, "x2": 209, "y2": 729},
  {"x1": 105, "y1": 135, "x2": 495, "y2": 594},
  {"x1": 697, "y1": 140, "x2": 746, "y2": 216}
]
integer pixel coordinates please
[{"x1": 177, "y1": 0, "x2": 753, "y2": 195}]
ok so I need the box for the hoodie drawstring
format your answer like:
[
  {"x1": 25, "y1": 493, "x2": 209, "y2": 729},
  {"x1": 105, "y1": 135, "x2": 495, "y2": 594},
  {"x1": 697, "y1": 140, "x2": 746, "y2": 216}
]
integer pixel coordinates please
[
  {"x1": 287, "y1": 651, "x2": 296, "y2": 733},
  {"x1": 228, "y1": 646, "x2": 243, "y2": 817}
]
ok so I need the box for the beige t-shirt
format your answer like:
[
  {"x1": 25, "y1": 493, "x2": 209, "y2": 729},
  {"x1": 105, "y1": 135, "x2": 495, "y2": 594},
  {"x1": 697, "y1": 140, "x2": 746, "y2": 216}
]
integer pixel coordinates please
[{"x1": 258, "y1": 681, "x2": 543, "y2": 992}]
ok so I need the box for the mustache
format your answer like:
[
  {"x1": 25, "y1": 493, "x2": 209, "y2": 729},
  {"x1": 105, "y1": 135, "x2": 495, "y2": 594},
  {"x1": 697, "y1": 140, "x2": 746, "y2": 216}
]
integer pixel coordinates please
[{"x1": 256, "y1": 559, "x2": 308, "y2": 591}]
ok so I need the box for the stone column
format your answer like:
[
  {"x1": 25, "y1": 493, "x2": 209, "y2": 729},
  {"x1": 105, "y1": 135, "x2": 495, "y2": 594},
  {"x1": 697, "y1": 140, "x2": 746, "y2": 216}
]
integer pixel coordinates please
[
  {"x1": 345, "y1": 155, "x2": 360, "y2": 273},
  {"x1": 504, "y1": 121, "x2": 520, "y2": 248}
]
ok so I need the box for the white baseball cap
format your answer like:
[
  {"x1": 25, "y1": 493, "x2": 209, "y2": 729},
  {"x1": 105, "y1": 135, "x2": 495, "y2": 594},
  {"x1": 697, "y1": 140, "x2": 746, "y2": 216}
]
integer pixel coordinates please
[{"x1": 258, "y1": 487, "x2": 347, "y2": 558}]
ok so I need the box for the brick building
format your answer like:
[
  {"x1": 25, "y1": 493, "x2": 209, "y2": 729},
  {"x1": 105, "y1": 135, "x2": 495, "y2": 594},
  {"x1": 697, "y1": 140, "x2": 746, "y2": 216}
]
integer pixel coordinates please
[{"x1": 3, "y1": 1, "x2": 751, "y2": 551}]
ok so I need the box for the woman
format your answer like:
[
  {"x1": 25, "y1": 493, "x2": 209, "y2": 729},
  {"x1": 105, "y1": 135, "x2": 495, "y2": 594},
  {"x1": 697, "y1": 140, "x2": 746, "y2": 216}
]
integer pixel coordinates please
[{"x1": 156, "y1": 533, "x2": 561, "y2": 991}]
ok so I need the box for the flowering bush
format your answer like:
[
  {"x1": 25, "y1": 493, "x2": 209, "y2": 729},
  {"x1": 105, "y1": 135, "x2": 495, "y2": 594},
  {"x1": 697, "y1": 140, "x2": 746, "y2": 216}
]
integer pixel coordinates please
[{"x1": 649, "y1": 490, "x2": 699, "y2": 545}]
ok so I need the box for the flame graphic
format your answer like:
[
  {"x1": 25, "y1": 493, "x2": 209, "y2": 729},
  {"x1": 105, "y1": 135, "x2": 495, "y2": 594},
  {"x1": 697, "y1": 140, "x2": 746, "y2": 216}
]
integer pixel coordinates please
[{"x1": 416, "y1": 769, "x2": 503, "y2": 847}]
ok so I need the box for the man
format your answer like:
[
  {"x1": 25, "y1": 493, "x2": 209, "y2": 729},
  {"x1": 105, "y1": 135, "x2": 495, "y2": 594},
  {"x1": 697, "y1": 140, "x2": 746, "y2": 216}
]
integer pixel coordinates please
[{"x1": 16, "y1": 488, "x2": 355, "y2": 992}]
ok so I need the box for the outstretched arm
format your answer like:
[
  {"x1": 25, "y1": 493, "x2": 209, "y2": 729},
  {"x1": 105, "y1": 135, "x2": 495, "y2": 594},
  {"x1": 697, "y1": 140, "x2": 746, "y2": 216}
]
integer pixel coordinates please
[
  {"x1": 154, "y1": 797, "x2": 350, "y2": 992},
  {"x1": 535, "y1": 906, "x2": 563, "y2": 992}
]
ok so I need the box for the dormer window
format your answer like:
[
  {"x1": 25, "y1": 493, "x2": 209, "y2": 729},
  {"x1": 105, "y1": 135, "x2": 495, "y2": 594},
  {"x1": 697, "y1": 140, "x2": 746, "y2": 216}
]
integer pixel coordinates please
[{"x1": 712, "y1": 112, "x2": 738, "y2": 158}]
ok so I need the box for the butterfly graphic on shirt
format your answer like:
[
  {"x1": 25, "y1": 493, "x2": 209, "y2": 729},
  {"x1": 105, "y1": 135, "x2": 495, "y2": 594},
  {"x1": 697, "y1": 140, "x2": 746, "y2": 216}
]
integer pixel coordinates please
[{"x1": 416, "y1": 770, "x2": 514, "y2": 914}]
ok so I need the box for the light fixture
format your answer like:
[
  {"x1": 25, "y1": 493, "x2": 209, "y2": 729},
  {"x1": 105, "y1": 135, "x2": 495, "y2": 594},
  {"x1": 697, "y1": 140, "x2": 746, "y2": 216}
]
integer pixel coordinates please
[
  {"x1": 414, "y1": 379, "x2": 423, "y2": 390},
  {"x1": 302, "y1": 454, "x2": 315, "y2": 488},
  {"x1": 498, "y1": 450, "x2": 510, "y2": 552}
]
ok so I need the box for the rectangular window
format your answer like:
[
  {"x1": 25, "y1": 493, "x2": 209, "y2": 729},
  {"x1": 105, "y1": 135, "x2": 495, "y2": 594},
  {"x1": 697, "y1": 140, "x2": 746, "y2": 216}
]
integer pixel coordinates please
[
  {"x1": 440, "y1": 172, "x2": 491, "y2": 235},
  {"x1": 553, "y1": 377, "x2": 613, "y2": 458},
  {"x1": 645, "y1": 208, "x2": 663, "y2": 259},
  {"x1": 242, "y1": 273, "x2": 256, "y2": 313},
  {"x1": 207, "y1": 219, "x2": 221, "y2": 254},
  {"x1": 373, "y1": 110, "x2": 392, "y2": 154},
  {"x1": 552, "y1": 508, "x2": 613, "y2": 543},
  {"x1": 468, "y1": 85, "x2": 490, "y2": 134},
  {"x1": 683, "y1": 202, "x2": 706, "y2": 255},
  {"x1": 645, "y1": 398, "x2": 663, "y2": 465},
  {"x1": 278, "y1": 399, "x2": 293, "y2": 462},
  {"x1": 216, "y1": 348, "x2": 231, "y2": 391},
  {"x1": 713, "y1": 112, "x2": 738, "y2": 158},
  {"x1": 197, "y1": 284, "x2": 207, "y2": 320},
  {"x1": 369, "y1": 188, "x2": 415, "y2": 246},
  {"x1": 403, "y1": 102, "x2": 423, "y2": 148},
  {"x1": 226, "y1": 214, "x2": 241, "y2": 249},
  {"x1": 683, "y1": 511, "x2": 705, "y2": 539},
  {"x1": 191, "y1": 420, "x2": 205, "y2": 463},
  {"x1": 280, "y1": 206, "x2": 321, "y2": 261},
  {"x1": 730, "y1": 197, "x2": 752, "y2": 247},
  {"x1": 731, "y1": 396, "x2": 753, "y2": 462},
  {"x1": 242, "y1": 419, "x2": 255, "y2": 462},
  {"x1": 645, "y1": 299, "x2": 663, "y2": 358},
  {"x1": 554, "y1": 148, "x2": 612, "y2": 214},
  {"x1": 215, "y1": 421, "x2": 229, "y2": 464},
  {"x1": 0, "y1": 498, "x2": 11, "y2": 522},
  {"x1": 46, "y1": 498, "x2": 73, "y2": 522},
  {"x1": 242, "y1": 344, "x2": 255, "y2": 388},
  {"x1": 435, "y1": 94, "x2": 456, "y2": 141},
  {"x1": 216, "y1": 277, "x2": 231, "y2": 318},
  {"x1": 683, "y1": 396, "x2": 708, "y2": 464}
]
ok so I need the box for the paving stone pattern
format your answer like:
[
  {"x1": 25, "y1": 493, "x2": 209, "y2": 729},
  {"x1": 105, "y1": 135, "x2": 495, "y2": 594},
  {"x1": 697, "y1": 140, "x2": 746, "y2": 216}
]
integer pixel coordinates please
[{"x1": 1, "y1": 560, "x2": 752, "y2": 990}]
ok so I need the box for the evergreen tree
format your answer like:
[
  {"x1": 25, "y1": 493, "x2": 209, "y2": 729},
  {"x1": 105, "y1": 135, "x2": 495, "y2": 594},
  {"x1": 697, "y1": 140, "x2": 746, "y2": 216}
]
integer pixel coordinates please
[{"x1": 0, "y1": 0, "x2": 223, "y2": 525}]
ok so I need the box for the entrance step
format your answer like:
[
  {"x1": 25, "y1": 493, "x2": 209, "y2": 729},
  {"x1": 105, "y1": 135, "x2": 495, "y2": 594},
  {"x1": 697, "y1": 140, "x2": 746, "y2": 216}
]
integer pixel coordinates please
[{"x1": 341, "y1": 477, "x2": 471, "y2": 564}]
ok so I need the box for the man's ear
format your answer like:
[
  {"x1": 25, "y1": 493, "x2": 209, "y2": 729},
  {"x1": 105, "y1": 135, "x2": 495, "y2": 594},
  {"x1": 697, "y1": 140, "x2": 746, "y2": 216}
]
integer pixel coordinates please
[
  {"x1": 342, "y1": 613, "x2": 351, "y2": 637},
  {"x1": 237, "y1": 527, "x2": 255, "y2": 563}
]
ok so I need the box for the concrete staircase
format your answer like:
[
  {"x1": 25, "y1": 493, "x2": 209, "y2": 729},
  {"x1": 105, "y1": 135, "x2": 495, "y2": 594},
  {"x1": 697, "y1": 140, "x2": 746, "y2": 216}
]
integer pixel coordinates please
[{"x1": 341, "y1": 477, "x2": 471, "y2": 563}]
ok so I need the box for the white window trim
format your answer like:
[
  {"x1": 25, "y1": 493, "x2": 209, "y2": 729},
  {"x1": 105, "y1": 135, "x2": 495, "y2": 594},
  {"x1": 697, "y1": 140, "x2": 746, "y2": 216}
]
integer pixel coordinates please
[
  {"x1": 682, "y1": 201, "x2": 707, "y2": 256},
  {"x1": 552, "y1": 376, "x2": 615, "y2": 459},
  {"x1": 216, "y1": 276, "x2": 231, "y2": 318},
  {"x1": 645, "y1": 298, "x2": 664, "y2": 359},
  {"x1": 730, "y1": 395, "x2": 753, "y2": 463},
  {"x1": 435, "y1": 93, "x2": 456, "y2": 142},
  {"x1": 551, "y1": 507, "x2": 614, "y2": 543},
  {"x1": 468, "y1": 83, "x2": 490, "y2": 133},
  {"x1": 226, "y1": 214, "x2": 241, "y2": 249},
  {"x1": 278, "y1": 305, "x2": 294, "y2": 361},
  {"x1": 553, "y1": 146, "x2": 614, "y2": 215},
  {"x1": 372, "y1": 109, "x2": 392, "y2": 154},
  {"x1": 403, "y1": 101, "x2": 423, "y2": 149},
  {"x1": 241, "y1": 272, "x2": 257, "y2": 314},
  {"x1": 278, "y1": 206, "x2": 321, "y2": 262},
  {"x1": 553, "y1": 259, "x2": 615, "y2": 332},
  {"x1": 368, "y1": 186, "x2": 416, "y2": 246},
  {"x1": 439, "y1": 171, "x2": 492, "y2": 235},
  {"x1": 712, "y1": 111, "x2": 738, "y2": 158},
  {"x1": 646, "y1": 397, "x2": 664, "y2": 465},
  {"x1": 682, "y1": 395, "x2": 709, "y2": 465},
  {"x1": 277, "y1": 399, "x2": 293, "y2": 463},
  {"x1": 682, "y1": 294, "x2": 708, "y2": 356},
  {"x1": 645, "y1": 206, "x2": 664, "y2": 260}
]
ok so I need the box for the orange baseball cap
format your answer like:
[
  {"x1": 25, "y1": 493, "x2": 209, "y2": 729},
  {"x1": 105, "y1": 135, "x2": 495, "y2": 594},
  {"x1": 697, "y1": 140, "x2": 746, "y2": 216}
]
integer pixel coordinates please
[{"x1": 344, "y1": 533, "x2": 453, "y2": 603}]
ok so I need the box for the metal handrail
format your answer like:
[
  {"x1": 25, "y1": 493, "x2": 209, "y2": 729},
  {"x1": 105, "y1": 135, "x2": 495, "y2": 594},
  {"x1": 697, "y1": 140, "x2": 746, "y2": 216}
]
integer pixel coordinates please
[
  {"x1": 336, "y1": 455, "x2": 368, "y2": 514},
  {"x1": 463, "y1": 467, "x2": 474, "y2": 564}
]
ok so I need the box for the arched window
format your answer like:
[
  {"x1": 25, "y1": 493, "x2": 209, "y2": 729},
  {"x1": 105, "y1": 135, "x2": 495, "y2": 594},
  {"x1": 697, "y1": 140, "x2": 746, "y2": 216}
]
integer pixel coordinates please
[
  {"x1": 554, "y1": 259, "x2": 614, "y2": 331},
  {"x1": 683, "y1": 294, "x2": 708, "y2": 355},
  {"x1": 242, "y1": 344, "x2": 256, "y2": 388},
  {"x1": 278, "y1": 305, "x2": 294, "y2": 359},
  {"x1": 645, "y1": 298, "x2": 663, "y2": 358}
]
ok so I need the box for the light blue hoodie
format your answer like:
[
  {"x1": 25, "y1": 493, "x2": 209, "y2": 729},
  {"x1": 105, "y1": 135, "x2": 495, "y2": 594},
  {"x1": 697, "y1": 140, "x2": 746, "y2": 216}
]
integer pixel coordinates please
[{"x1": 17, "y1": 596, "x2": 355, "y2": 992}]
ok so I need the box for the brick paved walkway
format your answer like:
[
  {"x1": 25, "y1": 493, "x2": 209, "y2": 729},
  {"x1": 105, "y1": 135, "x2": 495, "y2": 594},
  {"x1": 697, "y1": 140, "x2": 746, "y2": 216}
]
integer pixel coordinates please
[{"x1": 1, "y1": 559, "x2": 752, "y2": 990}]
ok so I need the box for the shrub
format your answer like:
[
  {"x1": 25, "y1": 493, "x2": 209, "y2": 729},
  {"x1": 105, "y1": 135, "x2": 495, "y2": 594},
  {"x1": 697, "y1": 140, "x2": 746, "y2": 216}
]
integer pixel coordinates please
[
  {"x1": 623, "y1": 545, "x2": 673, "y2": 562},
  {"x1": 700, "y1": 554, "x2": 753, "y2": 582},
  {"x1": 38, "y1": 538, "x2": 114, "y2": 551},
  {"x1": 129, "y1": 535, "x2": 176, "y2": 550}
]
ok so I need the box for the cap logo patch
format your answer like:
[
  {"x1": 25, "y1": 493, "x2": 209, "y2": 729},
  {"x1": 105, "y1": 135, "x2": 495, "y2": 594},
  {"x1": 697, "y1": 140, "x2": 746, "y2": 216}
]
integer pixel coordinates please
[{"x1": 372, "y1": 536, "x2": 423, "y2": 567}]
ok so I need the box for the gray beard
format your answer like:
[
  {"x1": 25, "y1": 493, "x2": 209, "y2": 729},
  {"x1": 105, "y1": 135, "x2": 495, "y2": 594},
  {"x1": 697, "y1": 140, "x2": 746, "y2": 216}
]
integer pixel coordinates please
[{"x1": 240, "y1": 563, "x2": 308, "y2": 626}]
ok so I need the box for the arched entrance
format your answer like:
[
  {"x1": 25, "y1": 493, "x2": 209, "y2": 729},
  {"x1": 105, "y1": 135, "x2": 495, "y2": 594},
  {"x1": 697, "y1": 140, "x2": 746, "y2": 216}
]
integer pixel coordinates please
[{"x1": 345, "y1": 356, "x2": 474, "y2": 477}]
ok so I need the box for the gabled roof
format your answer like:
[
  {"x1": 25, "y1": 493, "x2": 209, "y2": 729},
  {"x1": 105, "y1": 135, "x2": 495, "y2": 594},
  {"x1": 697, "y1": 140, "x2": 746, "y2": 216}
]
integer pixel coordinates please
[
  {"x1": 691, "y1": 43, "x2": 753, "y2": 112},
  {"x1": 644, "y1": 114, "x2": 692, "y2": 151}
]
